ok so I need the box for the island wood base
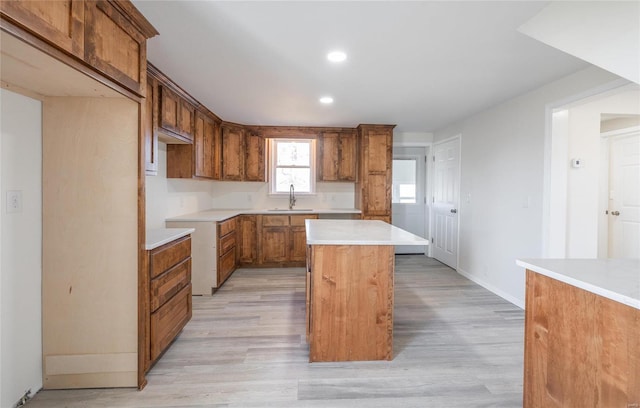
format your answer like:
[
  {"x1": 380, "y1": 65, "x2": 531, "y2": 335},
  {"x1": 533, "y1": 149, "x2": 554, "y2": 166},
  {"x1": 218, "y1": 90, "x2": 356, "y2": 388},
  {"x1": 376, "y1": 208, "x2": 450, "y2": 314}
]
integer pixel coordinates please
[
  {"x1": 307, "y1": 244, "x2": 394, "y2": 362},
  {"x1": 524, "y1": 270, "x2": 640, "y2": 407}
]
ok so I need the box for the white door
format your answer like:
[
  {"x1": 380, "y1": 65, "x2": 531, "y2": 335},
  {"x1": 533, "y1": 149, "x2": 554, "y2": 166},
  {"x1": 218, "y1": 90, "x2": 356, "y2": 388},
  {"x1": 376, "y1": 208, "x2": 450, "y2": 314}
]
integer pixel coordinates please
[
  {"x1": 432, "y1": 137, "x2": 460, "y2": 268},
  {"x1": 392, "y1": 147, "x2": 427, "y2": 254},
  {"x1": 608, "y1": 133, "x2": 640, "y2": 258}
]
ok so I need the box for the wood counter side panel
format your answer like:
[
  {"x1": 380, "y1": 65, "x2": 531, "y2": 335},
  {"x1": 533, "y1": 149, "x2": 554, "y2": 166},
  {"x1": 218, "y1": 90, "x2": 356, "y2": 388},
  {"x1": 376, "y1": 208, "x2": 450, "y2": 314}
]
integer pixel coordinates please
[
  {"x1": 310, "y1": 245, "x2": 394, "y2": 362},
  {"x1": 524, "y1": 270, "x2": 640, "y2": 408}
]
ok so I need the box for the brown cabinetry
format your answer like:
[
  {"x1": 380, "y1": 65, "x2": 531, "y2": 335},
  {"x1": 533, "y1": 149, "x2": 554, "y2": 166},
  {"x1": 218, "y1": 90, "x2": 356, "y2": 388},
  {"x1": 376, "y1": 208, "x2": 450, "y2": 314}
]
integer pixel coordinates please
[
  {"x1": 217, "y1": 217, "x2": 238, "y2": 285},
  {"x1": 146, "y1": 236, "x2": 192, "y2": 370},
  {"x1": 221, "y1": 123, "x2": 245, "y2": 181},
  {"x1": 1, "y1": 0, "x2": 157, "y2": 97},
  {"x1": 238, "y1": 215, "x2": 257, "y2": 265},
  {"x1": 356, "y1": 125, "x2": 394, "y2": 223},
  {"x1": 258, "y1": 214, "x2": 318, "y2": 266},
  {"x1": 244, "y1": 129, "x2": 266, "y2": 182},
  {"x1": 318, "y1": 130, "x2": 357, "y2": 182},
  {"x1": 144, "y1": 75, "x2": 158, "y2": 175},
  {"x1": 166, "y1": 109, "x2": 219, "y2": 179},
  {"x1": 159, "y1": 84, "x2": 195, "y2": 143}
]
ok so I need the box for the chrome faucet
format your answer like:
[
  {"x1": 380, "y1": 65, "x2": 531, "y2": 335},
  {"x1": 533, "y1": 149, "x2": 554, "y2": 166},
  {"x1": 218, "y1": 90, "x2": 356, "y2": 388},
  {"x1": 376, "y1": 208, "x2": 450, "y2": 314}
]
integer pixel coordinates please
[{"x1": 289, "y1": 184, "x2": 296, "y2": 210}]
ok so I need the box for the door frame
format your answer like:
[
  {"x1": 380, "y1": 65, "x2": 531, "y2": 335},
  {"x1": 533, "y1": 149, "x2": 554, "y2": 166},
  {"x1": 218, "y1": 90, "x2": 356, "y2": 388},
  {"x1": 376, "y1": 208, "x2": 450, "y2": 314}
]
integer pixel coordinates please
[
  {"x1": 392, "y1": 140, "x2": 431, "y2": 256},
  {"x1": 431, "y1": 134, "x2": 461, "y2": 267}
]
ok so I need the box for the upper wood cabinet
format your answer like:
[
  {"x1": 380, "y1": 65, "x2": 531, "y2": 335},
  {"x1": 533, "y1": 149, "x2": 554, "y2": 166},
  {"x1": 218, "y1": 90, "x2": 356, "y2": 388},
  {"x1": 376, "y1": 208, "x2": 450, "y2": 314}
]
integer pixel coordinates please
[
  {"x1": 244, "y1": 129, "x2": 266, "y2": 182},
  {"x1": 166, "y1": 109, "x2": 219, "y2": 180},
  {"x1": 221, "y1": 122, "x2": 245, "y2": 181},
  {"x1": 158, "y1": 84, "x2": 195, "y2": 143},
  {"x1": 356, "y1": 125, "x2": 394, "y2": 223},
  {"x1": 0, "y1": 0, "x2": 85, "y2": 58},
  {"x1": 318, "y1": 130, "x2": 356, "y2": 182},
  {"x1": 1, "y1": 0, "x2": 158, "y2": 97}
]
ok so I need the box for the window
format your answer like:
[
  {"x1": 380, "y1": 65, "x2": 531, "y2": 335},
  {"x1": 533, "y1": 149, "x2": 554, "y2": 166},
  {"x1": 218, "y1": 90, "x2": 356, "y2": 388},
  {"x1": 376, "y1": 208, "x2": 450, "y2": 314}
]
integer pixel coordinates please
[
  {"x1": 392, "y1": 158, "x2": 417, "y2": 203},
  {"x1": 269, "y1": 138, "x2": 316, "y2": 194}
]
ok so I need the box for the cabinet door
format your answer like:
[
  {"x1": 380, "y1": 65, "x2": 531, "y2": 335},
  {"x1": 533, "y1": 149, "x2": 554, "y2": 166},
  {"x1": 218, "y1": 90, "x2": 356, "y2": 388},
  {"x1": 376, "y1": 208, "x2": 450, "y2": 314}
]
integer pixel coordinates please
[
  {"x1": 365, "y1": 174, "x2": 391, "y2": 216},
  {"x1": 144, "y1": 76, "x2": 158, "y2": 175},
  {"x1": 366, "y1": 130, "x2": 391, "y2": 174},
  {"x1": 244, "y1": 131, "x2": 265, "y2": 182},
  {"x1": 84, "y1": 0, "x2": 147, "y2": 96},
  {"x1": 0, "y1": 0, "x2": 85, "y2": 58},
  {"x1": 290, "y1": 226, "x2": 308, "y2": 262},
  {"x1": 221, "y1": 124, "x2": 244, "y2": 181},
  {"x1": 193, "y1": 111, "x2": 214, "y2": 179},
  {"x1": 238, "y1": 215, "x2": 257, "y2": 265},
  {"x1": 158, "y1": 85, "x2": 180, "y2": 135},
  {"x1": 319, "y1": 132, "x2": 339, "y2": 181},
  {"x1": 338, "y1": 131, "x2": 357, "y2": 181},
  {"x1": 178, "y1": 100, "x2": 195, "y2": 140},
  {"x1": 261, "y1": 227, "x2": 289, "y2": 263}
]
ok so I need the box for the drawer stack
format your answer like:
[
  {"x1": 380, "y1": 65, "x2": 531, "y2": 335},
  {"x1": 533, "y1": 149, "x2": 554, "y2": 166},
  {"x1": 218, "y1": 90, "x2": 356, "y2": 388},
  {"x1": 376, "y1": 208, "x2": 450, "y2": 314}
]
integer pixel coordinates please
[
  {"x1": 217, "y1": 217, "x2": 238, "y2": 286},
  {"x1": 148, "y1": 236, "x2": 192, "y2": 363}
]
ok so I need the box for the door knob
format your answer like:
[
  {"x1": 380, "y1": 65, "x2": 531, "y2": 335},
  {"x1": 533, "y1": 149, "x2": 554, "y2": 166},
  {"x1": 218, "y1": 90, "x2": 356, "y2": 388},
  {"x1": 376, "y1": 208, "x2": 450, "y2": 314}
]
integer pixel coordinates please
[
  {"x1": 450, "y1": 209, "x2": 457, "y2": 214},
  {"x1": 611, "y1": 211, "x2": 620, "y2": 216}
]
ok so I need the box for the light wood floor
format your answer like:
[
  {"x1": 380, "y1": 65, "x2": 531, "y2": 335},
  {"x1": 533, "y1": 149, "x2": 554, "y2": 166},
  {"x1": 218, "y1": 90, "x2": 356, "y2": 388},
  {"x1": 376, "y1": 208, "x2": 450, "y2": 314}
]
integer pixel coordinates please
[{"x1": 27, "y1": 255, "x2": 524, "y2": 407}]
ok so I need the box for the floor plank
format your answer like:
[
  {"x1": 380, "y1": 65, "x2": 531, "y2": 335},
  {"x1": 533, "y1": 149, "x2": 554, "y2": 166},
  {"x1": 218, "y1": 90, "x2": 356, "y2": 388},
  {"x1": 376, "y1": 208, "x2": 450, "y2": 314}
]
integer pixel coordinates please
[{"x1": 26, "y1": 255, "x2": 524, "y2": 407}]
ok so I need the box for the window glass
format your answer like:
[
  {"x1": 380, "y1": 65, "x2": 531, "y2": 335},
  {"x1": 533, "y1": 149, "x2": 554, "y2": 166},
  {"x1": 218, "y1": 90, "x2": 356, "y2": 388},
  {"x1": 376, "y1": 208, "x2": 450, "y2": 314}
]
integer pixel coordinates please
[
  {"x1": 269, "y1": 139, "x2": 315, "y2": 194},
  {"x1": 392, "y1": 159, "x2": 417, "y2": 203}
]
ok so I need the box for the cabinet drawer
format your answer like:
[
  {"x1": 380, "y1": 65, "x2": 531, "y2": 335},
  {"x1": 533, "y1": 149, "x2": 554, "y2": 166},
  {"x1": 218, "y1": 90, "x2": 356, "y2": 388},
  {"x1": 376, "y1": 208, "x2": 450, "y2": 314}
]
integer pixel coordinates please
[
  {"x1": 149, "y1": 236, "x2": 191, "y2": 279},
  {"x1": 150, "y1": 258, "x2": 191, "y2": 312},
  {"x1": 218, "y1": 217, "x2": 237, "y2": 237},
  {"x1": 262, "y1": 215, "x2": 289, "y2": 227},
  {"x1": 218, "y1": 247, "x2": 236, "y2": 284},
  {"x1": 290, "y1": 214, "x2": 318, "y2": 226},
  {"x1": 219, "y1": 231, "x2": 236, "y2": 255},
  {"x1": 150, "y1": 283, "x2": 192, "y2": 362}
]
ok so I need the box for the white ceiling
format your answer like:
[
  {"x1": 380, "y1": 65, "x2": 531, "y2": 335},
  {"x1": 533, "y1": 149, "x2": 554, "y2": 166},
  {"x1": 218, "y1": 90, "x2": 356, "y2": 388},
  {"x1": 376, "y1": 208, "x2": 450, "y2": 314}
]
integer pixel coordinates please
[{"x1": 133, "y1": 1, "x2": 590, "y2": 133}]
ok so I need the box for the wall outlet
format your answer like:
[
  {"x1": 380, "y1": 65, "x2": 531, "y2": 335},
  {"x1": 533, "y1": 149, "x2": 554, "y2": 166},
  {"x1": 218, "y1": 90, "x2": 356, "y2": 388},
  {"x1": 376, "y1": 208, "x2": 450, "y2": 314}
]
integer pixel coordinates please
[{"x1": 6, "y1": 190, "x2": 22, "y2": 213}]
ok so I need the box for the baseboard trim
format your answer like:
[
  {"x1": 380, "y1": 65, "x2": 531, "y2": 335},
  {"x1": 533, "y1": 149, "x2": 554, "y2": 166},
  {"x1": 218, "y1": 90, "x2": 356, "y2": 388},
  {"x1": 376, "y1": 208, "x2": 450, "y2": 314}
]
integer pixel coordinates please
[{"x1": 456, "y1": 267, "x2": 525, "y2": 309}]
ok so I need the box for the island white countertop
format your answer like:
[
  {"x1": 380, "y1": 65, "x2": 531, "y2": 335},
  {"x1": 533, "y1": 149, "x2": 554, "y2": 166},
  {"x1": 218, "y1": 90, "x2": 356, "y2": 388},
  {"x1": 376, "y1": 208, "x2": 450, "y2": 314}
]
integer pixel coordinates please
[
  {"x1": 305, "y1": 219, "x2": 429, "y2": 246},
  {"x1": 146, "y1": 228, "x2": 195, "y2": 250},
  {"x1": 516, "y1": 258, "x2": 640, "y2": 310},
  {"x1": 165, "y1": 208, "x2": 362, "y2": 222}
]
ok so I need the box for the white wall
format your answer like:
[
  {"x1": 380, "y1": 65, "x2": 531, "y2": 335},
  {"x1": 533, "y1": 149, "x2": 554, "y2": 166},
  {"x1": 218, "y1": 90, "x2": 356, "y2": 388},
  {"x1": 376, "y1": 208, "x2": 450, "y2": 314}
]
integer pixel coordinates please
[
  {"x1": 1, "y1": 89, "x2": 43, "y2": 407},
  {"x1": 564, "y1": 88, "x2": 640, "y2": 257},
  {"x1": 433, "y1": 66, "x2": 622, "y2": 308},
  {"x1": 146, "y1": 141, "x2": 357, "y2": 228}
]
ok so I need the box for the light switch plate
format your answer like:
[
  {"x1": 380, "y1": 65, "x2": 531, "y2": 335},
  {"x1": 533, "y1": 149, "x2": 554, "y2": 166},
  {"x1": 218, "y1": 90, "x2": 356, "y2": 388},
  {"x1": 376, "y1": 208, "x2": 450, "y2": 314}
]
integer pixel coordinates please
[{"x1": 6, "y1": 190, "x2": 22, "y2": 213}]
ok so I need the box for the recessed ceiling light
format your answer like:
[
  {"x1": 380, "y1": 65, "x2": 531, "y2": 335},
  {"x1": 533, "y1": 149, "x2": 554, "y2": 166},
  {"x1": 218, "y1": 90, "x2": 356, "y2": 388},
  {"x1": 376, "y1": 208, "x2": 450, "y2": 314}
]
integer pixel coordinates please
[
  {"x1": 320, "y1": 96, "x2": 334, "y2": 104},
  {"x1": 327, "y1": 51, "x2": 347, "y2": 63}
]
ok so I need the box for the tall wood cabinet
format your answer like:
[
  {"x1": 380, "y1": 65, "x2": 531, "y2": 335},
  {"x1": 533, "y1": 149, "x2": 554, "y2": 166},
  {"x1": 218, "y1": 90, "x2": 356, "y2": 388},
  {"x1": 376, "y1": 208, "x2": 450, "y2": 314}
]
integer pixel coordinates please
[
  {"x1": 221, "y1": 122, "x2": 245, "y2": 181},
  {"x1": 355, "y1": 124, "x2": 395, "y2": 223},
  {"x1": 2, "y1": 0, "x2": 159, "y2": 391}
]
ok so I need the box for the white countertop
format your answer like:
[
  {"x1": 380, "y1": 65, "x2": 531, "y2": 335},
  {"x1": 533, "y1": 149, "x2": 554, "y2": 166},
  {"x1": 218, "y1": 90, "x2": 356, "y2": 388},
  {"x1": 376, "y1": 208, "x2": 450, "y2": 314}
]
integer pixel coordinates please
[
  {"x1": 305, "y1": 219, "x2": 430, "y2": 246},
  {"x1": 165, "y1": 208, "x2": 362, "y2": 222},
  {"x1": 146, "y1": 228, "x2": 195, "y2": 250},
  {"x1": 516, "y1": 258, "x2": 640, "y2": 310}
]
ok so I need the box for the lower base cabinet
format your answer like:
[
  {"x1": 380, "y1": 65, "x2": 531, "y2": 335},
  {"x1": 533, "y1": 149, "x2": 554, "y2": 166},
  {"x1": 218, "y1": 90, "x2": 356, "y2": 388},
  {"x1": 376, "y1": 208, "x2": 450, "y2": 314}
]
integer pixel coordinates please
[{"x1": 145, "y1": 235, "x2": 193, "y2": 372}]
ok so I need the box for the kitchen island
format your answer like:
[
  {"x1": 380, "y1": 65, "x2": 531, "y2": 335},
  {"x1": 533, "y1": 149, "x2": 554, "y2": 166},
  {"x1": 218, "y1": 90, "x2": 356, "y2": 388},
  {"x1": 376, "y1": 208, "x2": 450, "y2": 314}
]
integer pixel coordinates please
[
  {"x1": 516, "y1": 259, "x2": 640, "y2": 408},
  {"x1": 305, "y1": 219, "x2": 429, "y2": 362}
]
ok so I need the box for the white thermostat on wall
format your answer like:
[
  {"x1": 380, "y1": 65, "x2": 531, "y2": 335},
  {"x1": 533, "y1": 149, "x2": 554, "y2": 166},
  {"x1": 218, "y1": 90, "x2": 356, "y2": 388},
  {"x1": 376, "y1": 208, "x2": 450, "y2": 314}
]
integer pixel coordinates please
[{"x1": 570, "y1": 158, "x2": 583, "y2": 168}]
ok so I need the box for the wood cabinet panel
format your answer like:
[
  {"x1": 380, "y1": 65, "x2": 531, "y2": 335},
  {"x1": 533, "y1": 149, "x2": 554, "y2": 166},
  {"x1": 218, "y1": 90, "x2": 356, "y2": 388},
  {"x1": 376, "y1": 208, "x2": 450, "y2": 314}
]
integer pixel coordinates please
[
  {"x1": 218, "y1": 248, "x2": 236, "y2": 285},
  {"x1": 149, "y1": 258, "x2": 191, "y2": 312},
  {"x1": 356, "y1": 125, "x2": 394, "y2": 222},
  {"x1": 218, "y1": 217, "x2": 237, "y2": 237},
  {"x1": 524, "y1": 270, "x2": 640, "y2": 408},
  {"x1": 0, "y1": 0, "x2": 85, "y2": 58},
  {"x1": 219, "y1": 231, "x2": 236, "y2": 255},
  {"x1": 158, "y1": 84, "x2": 194, "y2": 142},
  {"x1": 149, "y1": 236, "x2": 191, "y2": 279},
  {"x1": 309, "y1": 244, "x2": 394, "y2": 362},
  {"x1": 144, "y1": 75, "x2": 158, "y2": 175},
  {"x1": 149, "y1": 283, "x2": 192, "y2": 362},
  {"x1": 365, "y1": 174, "x2": 391, "y2": 215},
  {"x1": 178, "y1": 99, "x2": 195, "y2": 139},
  {"x1": 366, "y1": 131, "x2": 391, "y2": 174},
  {"x1": 318, "y1": 131, "x2": 357, "y2": 182},
  {"x1": 238, "y1": 215, "x2": 257, "y2": 265},
  {"x1": 261, "y1": 227, "x2": 289, "y2": 263},
  {"x1": 193, "y1": 111, "x2": 215, "y2": 178},
  {"x1": 84, "y1": 1, "x2": 147, "y2": 95},
  {"x1": 262, "y1": 215, "x2": 289, "y2": 227},
  {"x1": 221, "y1": 123, "x2": 244, "y2": 181},
  {"x1": 290, "y1": 227, "x2": 308, "y2": 263},
  {"x1": 244, "y1": 130, "x2": 265, "y2": 182}
]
